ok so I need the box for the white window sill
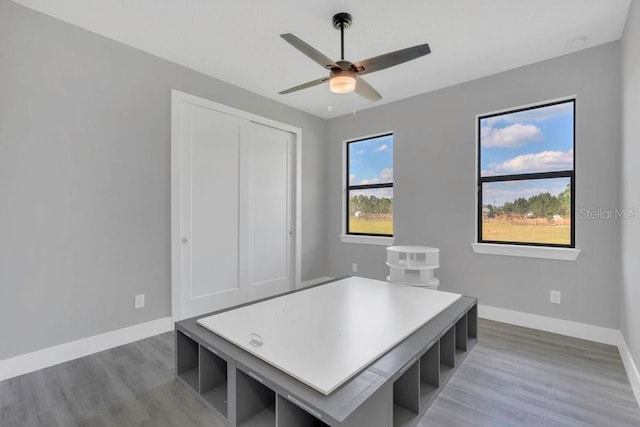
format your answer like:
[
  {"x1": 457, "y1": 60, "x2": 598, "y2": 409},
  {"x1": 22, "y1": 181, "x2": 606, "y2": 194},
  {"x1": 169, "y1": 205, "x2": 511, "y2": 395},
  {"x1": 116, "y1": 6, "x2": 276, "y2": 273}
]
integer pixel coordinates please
[
  {"x1": 340, "y1": 234, "x2": 394, "y2": 246},
  {"x1": 471, "y1": 243, "x2": 581, "y2": 261}
]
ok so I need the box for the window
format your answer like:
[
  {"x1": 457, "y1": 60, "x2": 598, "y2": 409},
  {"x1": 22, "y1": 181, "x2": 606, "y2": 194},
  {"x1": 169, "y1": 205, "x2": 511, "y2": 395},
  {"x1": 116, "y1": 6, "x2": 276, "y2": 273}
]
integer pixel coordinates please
[
  {"x1": 345, "y1": 133, "x2": 393, "y2": 237},
  {"x1": 478, "y1": 99, "x2": 575, "y2": 247}
]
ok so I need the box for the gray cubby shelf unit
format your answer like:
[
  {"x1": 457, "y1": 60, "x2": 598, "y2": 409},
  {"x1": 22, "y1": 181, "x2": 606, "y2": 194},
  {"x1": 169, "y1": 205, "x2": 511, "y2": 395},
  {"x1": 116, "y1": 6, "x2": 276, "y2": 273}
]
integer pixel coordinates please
[
  {"x1": 176, "y1": 280, "x2": 478, "y2": 427},
  {"x1": 393, "y1": 360, "x2": 420, "y2": 427},
  {"x1": 201, "y1": 345, "x2": 228, "y2": 417},
  {"x1": 277, "y1": 394, "x2": 329, "y2": 427},
  {"x1": 419, "y1": 341, "x2": 439, "y2": 409},
  {"x1": 236, "y1": 369, "x2": 276, "y2": 427},
  {"x1": 175, "y1": 330, "x2": 234, "y2": 422},
  {"x1": 176, "y1": 330, "x2": 199, "y2": 391},
  {"x1": 468, "y1": 304, "x2": 478, "y2": 344},
  {"x1": 439, "y1": 326, "x2": 456, "y2": 385}
]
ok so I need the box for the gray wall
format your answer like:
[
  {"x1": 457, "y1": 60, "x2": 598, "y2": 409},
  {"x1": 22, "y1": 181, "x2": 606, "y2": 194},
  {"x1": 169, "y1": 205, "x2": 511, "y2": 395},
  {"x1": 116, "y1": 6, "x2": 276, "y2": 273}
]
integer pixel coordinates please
[
  {"x1": 621, "y1": 0, "x2": 640, "y2": 371},
  {"x1": 0, "y1": 0, "x2": 631, "y2": 363},
  {"x1": 0, "y1": 0, "x2": 327, "y2": 360},
  {"x1": 326, "y1": 42, "x2": 621, "y2": 329}
]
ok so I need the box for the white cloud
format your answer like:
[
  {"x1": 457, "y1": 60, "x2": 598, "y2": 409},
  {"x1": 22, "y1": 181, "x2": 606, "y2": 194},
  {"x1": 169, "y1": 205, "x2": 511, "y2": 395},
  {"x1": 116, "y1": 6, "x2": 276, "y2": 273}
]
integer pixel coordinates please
[
  {"x1": 359, "y1": 178, "x2": 379, "y2": 185},
  {"x1": 349, "y1": 174, "x2": 356, "y2": 184},
  {"x1": 489, "y1": 149, "x2": 573, "y2": 174},
  {"x1": 481, "y1": 123, "x2": 542, "y2": 147},
  {"x1": 374, "y1": 144, "x2": 390, "y2": 152},
  {"x1": 355, "y1": 149, "x2": 366, "y2": 155},
  {"x1": 357, "y1": 167, "x2": 393, "y2": 185}
]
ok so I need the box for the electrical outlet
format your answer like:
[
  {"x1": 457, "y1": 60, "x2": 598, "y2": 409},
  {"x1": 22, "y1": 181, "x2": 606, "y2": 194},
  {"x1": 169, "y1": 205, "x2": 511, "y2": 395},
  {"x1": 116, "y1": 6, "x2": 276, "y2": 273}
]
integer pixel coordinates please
[
  {"x1": 135, "y1": 294, "x2": 145, "y2": 309},
  {"x1": 352, "y1": 263, "x2": 358, "y2": 273},
  {"x1": 550, "y1": 290, "x2": 561, "y2": 304}
]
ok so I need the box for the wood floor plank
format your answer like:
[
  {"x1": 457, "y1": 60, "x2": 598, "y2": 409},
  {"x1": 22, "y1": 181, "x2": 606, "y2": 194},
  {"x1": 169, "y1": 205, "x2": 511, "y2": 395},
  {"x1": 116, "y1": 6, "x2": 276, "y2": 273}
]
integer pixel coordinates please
[
  {"x1": 1, "y1": 319, "x2": 638, "y2": 426},
  {"x1": 423, "y1": 319, "x2": 640, "y2": 427}
]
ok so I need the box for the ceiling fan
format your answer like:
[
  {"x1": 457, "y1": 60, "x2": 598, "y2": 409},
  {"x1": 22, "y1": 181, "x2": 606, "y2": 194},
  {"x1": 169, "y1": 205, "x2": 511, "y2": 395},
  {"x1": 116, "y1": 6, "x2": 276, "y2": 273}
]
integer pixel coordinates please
[{"x1": 279, "y1": 12, "x2": 431, "y2": 101}]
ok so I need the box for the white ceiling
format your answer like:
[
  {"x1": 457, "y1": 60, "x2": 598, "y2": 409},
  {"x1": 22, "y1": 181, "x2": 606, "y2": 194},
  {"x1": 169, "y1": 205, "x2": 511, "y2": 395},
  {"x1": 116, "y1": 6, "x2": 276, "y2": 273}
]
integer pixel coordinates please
[{"x1": 11, "y1": 0, "x2": 631, "y2": 119}]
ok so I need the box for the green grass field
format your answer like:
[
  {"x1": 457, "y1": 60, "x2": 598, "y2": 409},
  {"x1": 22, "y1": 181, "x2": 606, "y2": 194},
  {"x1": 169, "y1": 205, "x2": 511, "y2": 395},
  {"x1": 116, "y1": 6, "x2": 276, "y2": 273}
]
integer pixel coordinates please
[
  {"x1": 482, "y1": 221, "x2": 570, "y2": 245},
  {"x1": 349, "y1": 217, "x2": 393, "y2": 235},
  {"x1": 348, "y1": 217, "x2": 568, "y2": 244}
]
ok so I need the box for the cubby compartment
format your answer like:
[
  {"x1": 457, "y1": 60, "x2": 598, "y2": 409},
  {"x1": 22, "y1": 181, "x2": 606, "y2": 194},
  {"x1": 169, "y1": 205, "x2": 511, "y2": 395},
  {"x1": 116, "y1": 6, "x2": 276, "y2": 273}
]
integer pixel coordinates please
[
  {"x1": 467, "y1": 305, "x2": 478, "y2": 344},
  {"x1": 455, "y1": 315, "x2": 468, "y2": 362},
  {"x1": 176, "y1": 331, "x2": 199, "y2": 391},
  {"x1": 200, "y1": 346, "x2": 228, "y2": 417},
  {"x1": 277, "y1": 395, "x2": 328, "y2": 427},
  {"x1": 439, "y1": 327, "x2": 455, "y2": 383},
  {"x1": 419, "y1": 342, "x2": 440, "y2": 409},
  {"x1": 236, "y1": 370, "x2": 276, "y2": 427},
  {"x1": 392, "y1": 360, "x2": 420, "y2": 427}
]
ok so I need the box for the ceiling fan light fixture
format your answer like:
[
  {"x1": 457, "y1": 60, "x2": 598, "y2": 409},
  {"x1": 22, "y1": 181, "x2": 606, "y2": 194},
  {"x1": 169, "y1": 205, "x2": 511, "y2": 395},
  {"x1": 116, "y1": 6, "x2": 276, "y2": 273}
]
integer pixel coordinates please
[{"x1": 329, "y1": 70, "x2": 356, "y2": 94}]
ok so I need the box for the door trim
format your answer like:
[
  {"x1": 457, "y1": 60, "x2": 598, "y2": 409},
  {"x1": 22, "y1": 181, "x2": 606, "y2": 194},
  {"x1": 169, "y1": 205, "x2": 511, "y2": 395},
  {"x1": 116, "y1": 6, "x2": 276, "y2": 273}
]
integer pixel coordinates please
[{"x1": 170, "y1": 89, "x2": 302, "y2": 321}]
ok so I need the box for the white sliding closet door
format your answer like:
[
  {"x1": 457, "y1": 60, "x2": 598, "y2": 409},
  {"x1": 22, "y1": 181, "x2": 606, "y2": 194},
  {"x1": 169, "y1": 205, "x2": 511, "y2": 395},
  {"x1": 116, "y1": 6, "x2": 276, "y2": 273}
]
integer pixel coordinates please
[
  {"x1": 176, "y1": 102, "x2": 247, "y2": 318},
  {"x1": 172, "y1": 91, "x2": 299, "y2": 320},
  {"x1": 244, "y1": 122, "x2": 294, "y2": 301}
]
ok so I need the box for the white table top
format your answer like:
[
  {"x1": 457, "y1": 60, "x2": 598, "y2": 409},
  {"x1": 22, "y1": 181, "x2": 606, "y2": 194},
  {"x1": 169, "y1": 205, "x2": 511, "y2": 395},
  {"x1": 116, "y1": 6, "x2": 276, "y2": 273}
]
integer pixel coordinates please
[{"x1": 197, "y1": 276, "x2": 461, "y2": 395}]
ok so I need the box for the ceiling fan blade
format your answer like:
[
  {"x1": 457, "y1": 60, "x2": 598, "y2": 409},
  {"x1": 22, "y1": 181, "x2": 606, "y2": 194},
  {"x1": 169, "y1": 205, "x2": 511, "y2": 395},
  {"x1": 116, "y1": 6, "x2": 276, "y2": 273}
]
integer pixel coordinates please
[
  {"x1": 280, "y1": 33, "x2": 338, "y2": 69},
  {"x1": 355, "y1": 76, "x2": 382, "y2": 101},
  {"x1": 352, "y1": 44, "x2": 431, "y2": 76},
  {"x1": 279, "y1": 77, "x2": 330, "y2": 95}
]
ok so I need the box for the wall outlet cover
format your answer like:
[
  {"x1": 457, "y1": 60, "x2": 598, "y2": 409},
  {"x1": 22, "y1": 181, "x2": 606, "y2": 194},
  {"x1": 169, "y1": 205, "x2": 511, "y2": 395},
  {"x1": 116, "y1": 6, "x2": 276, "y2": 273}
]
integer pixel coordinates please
[
  {"x1": 352, "y1": 263, "x2": 358, "y2": 272},
  {"x1": 135, "y1": 294, "x2": 145, "y2": 309},
  {"x1": 550, "y1": 290, "x2": 561, "y2": 304}
]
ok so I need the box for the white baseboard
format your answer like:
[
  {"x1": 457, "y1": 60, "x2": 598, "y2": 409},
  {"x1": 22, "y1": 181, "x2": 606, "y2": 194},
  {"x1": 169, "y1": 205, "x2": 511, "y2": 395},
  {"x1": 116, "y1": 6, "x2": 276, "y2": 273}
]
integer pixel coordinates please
[
  {"x1": 479, "y1": 304, "x2": 640, "y2": 407},
  {"x1": 299, "y1": 276, "x2": 335, "y2": 288},
  {"x1": 478, "y1": 304, "x2": 620, "y2": 345},
  {"x1": 0, "y1": 317, "x2": 173, "y2": 382},
  {"x1": 617, "y1": 337, "x2": 640, "y2": 407}
]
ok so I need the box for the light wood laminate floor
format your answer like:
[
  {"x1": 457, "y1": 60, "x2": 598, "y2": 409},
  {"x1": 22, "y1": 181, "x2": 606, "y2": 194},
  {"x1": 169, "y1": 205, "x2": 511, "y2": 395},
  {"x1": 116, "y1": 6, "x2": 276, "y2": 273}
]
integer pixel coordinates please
[{"x1": 1, "y1": 319, "x2": 639, "y2": 426}]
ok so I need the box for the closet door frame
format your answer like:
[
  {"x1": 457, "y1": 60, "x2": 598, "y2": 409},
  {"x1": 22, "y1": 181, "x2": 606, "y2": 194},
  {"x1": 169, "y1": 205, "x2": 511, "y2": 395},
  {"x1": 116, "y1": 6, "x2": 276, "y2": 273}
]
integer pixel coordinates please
[{"x1": 170, "y1": 90, "x2": 302, "y2": 321}]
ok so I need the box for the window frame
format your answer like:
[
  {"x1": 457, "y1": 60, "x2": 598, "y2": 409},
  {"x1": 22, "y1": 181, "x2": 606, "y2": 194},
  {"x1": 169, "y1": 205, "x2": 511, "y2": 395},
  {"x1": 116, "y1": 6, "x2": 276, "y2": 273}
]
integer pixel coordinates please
[
  {"x1": 477, "y1": 98, "x2": 576, "y2": 249},
  {"x1": 344, "y1": 132, "x2": 394, "y2": 238}
]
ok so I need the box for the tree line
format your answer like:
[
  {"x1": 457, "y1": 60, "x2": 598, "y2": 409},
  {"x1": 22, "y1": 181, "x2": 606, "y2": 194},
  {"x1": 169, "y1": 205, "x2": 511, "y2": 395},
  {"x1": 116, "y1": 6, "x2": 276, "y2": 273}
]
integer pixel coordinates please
[
  {"x1": 486, "y1": 183, "x2": 571, "y2": 220},
  {"x1": 350, "y1": 194, "x2": 393, "y2": 215}
]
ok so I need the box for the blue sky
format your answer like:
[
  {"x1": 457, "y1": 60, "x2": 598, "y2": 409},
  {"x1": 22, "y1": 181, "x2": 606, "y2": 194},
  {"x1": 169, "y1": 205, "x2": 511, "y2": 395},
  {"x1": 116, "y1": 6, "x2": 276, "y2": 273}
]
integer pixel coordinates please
[
  {"x1": 349, "y1": 134, "x2": 393, "y2": 186},
  {"x1": 480, "y1": 101, "x2": 574, "y2": 176}
]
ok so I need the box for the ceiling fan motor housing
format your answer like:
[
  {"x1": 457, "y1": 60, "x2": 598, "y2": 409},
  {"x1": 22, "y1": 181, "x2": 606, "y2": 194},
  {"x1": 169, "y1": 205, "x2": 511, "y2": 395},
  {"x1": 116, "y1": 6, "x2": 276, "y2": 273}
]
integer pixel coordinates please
[{"x1": 330, "y1": 68, "x2": 356, "y2": 80}]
